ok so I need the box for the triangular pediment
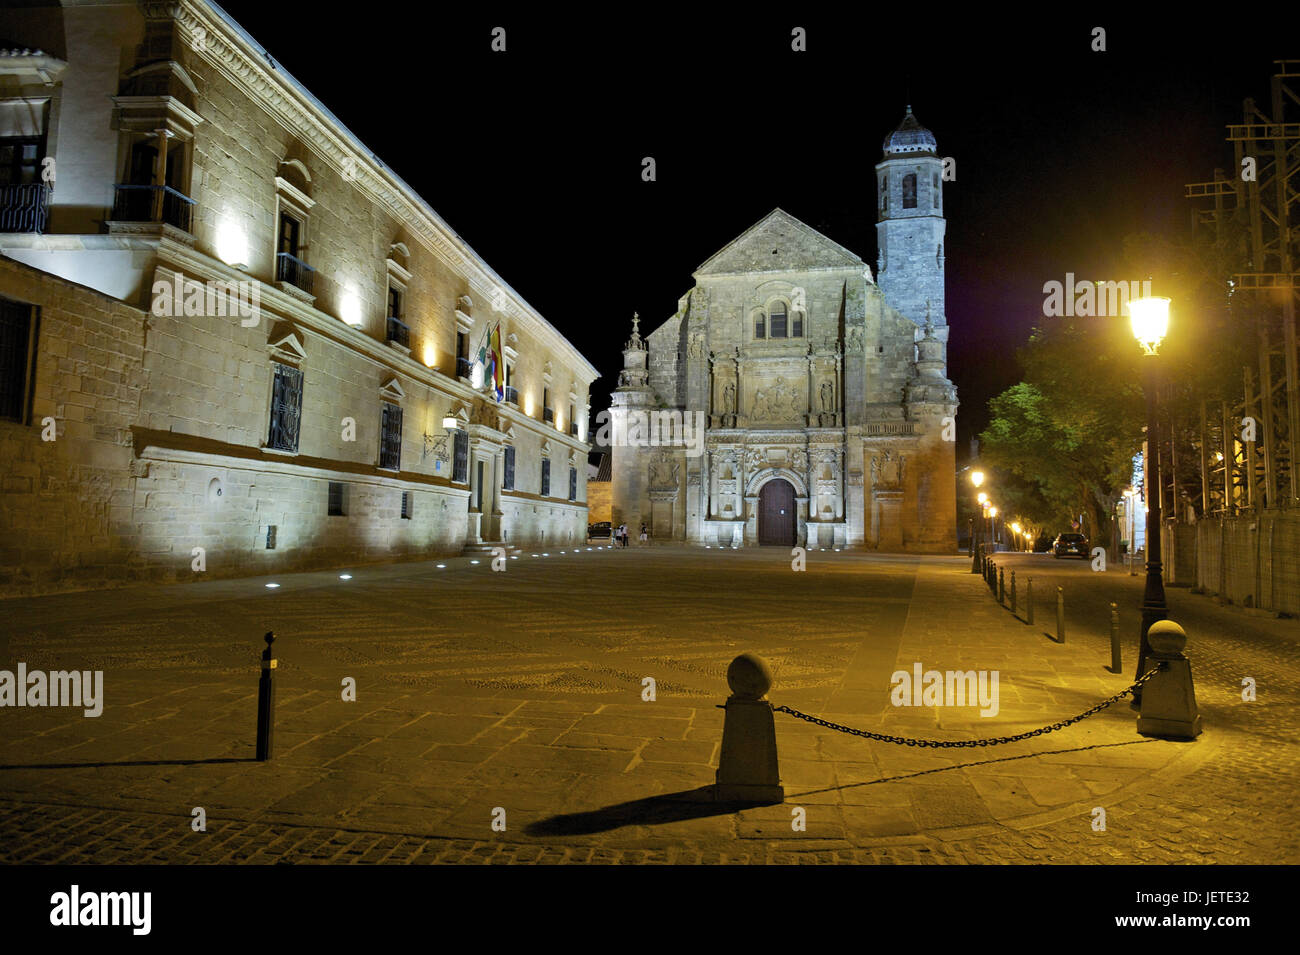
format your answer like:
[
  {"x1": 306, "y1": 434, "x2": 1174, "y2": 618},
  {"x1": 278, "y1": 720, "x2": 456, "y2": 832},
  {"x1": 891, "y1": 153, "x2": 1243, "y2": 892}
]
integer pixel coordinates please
[{"x1": 694, "y1": 208, "x2": 864, "y2": 276}]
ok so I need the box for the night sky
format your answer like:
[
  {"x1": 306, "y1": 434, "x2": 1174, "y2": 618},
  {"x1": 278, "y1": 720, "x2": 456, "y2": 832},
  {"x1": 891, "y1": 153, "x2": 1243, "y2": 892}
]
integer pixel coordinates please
[{"x1": 211, "y1": 5, "x2": 1284, "y2": 454}]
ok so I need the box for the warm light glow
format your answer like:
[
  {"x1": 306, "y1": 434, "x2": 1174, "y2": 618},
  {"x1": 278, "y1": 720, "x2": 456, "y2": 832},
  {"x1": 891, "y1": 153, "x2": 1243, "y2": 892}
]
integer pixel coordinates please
[
  {"x1": 340, "y1": 289, "x2": 363, "y2": 327},
  {"x1": 470, "y1": 360, "x2": 484, "y2": 389},
  {"x1": 442, "y1": 416, "x2": 459, "y2": 431},
  {"x1": 214, "y1": 216, "x2": 249, "y2": 267},
  {"x1": 1010, "y1": 522, "x2": 1022, "y2": 535},
  {"x1": 977, "y1": 492, "x2": 988, "y2": 504},
  {"x1": 971, "y1": 470, "x2": 985, "y2": 488},
  {"x1": 1128, "y1": 296, "x2": 1170, "y2": 355},
  {"x1": 422, "y1": 343, "x2": 437, "y2": 367},
  {"x1": 524, "y1": 395, "x2": 535, "y2": 416},
  {"x1": 988, "y1": 506, "x2": 998, "y2": 518}
]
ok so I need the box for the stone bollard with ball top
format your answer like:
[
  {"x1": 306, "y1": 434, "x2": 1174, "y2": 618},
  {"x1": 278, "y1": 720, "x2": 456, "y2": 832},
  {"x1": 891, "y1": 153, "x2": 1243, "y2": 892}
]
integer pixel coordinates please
[
  {"x1": 714, "y1": 653, "x2": 784, "y2": 804},
  {"x1": 1137, "y1": 620, "x2": 1202, "y2": 740}
]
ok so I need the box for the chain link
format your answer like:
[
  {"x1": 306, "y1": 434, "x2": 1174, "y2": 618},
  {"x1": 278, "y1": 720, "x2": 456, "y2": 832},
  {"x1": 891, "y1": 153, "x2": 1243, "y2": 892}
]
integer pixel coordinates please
[{"x1": 772, "y1": 665, "x2": 1164, "y2": 748}]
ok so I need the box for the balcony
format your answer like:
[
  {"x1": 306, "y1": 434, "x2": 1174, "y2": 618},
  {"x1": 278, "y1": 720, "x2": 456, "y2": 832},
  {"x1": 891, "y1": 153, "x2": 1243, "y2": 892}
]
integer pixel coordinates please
[
  {"x1": 504, "y1": 385, "x2": 518, "y2": 405},
  {"x1": 111, "y1": 184, "x2": 194, "y2": 233},
  {"x1": 543, "y1": 407, "x2": 554, "y2": 424},
  {"x1": 569, "y1": 422, "x2": 579, "y2": 437},
  {"x1": 0, "y1": 183, "x2": 50, "y2": 233},
  {"x1": 386, "y1": 315, "x2": 410, "y2": 349},
  {"x1": 457, "y1": 356, "x2": 473, "y2": 379},
  {"x1": 275, "y1": 252, "x2": 316, "y2": 296}
]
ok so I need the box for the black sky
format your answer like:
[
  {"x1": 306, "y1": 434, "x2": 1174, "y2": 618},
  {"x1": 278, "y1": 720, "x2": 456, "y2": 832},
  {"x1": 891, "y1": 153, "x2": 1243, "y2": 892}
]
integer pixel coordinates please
[{"x1": 210, "y1": 4, "x2": 1288, "y2": 452}]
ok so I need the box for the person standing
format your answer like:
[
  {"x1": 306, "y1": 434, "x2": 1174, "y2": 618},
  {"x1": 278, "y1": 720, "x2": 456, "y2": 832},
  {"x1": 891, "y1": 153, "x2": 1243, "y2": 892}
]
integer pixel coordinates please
[{"x1": 639, "y1": 523, "x2": 648, "y2": 545}]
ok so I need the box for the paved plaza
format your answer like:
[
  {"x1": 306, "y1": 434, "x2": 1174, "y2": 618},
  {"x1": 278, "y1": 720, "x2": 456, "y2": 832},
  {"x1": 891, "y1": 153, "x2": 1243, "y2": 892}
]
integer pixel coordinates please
[{"x1": 0, "y1": 545, "x2": 1296, "y2": 864}]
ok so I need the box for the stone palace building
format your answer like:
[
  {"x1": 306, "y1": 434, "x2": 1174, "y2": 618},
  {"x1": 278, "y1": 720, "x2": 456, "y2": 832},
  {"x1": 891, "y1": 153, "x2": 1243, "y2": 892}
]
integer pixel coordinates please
[
  {"x1": 0, "y1": 0, "x2": 596, "y2": 595},
  {"x1": 609, "y1": 110, "x2": 958, "y2": 550}
]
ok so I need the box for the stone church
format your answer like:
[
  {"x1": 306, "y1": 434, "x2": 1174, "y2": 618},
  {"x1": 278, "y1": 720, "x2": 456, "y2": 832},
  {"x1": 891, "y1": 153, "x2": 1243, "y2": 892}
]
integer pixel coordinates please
[{"x1": 608, "y1": 108, "x2": 958, "y2": 551}]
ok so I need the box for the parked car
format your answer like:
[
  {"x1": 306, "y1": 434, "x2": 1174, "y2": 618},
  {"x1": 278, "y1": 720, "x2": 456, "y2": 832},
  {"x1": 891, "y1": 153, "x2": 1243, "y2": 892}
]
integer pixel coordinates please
[
  {"x1": 587, "y1": 521, "x2": 612, "y2": 541},
  {"x1": 1052, "y1": 532, "x2": 1089, "y2": 558}
]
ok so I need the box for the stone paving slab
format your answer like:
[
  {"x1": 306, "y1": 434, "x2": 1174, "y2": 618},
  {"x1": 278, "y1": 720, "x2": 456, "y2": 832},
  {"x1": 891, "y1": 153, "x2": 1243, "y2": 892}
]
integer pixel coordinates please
[{"x1": 0, "y1": 548, "x2": 1295, "y2": 863}]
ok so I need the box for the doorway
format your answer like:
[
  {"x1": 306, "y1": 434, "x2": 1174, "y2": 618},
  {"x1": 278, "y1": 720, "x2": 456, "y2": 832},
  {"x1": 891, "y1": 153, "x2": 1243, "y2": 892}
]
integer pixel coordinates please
[{"x1": 758, "y1": 479, "x2": 796, "y2": 546}]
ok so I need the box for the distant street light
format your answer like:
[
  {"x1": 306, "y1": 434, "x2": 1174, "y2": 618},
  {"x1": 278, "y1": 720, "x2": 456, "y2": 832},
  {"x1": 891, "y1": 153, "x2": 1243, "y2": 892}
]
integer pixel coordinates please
[
  {"x1": 971, "y1": 470, "x2": 985, "y2": 488},
  {"x1": 1128, "y1": 295, "x2": 1171, "y2": 705}
]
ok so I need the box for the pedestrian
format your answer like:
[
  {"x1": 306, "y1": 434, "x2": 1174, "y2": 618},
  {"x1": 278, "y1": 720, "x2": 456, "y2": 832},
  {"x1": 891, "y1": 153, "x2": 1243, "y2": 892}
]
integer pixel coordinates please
[
  {"x1": 617, "y1": 523, "x2": 627, "y2": 548},
  {"x1": 639, "y1": 523, "x2": 648, "y2": 545}
]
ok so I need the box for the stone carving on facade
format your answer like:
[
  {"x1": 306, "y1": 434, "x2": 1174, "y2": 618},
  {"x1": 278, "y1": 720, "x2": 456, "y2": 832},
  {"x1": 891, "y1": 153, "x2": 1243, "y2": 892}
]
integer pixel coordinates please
[
  {"x1": 750, "y1": 377, "x2": 802, "y2": 421},
  {"x1": 845, "y1": 326, "x2": 865, "y2": 354},
  {"x1": 871, "y1": 450, "x2": 906, "y2": 490},
  {"x1": 688, "y1": 333, "x2": 705, "y2": 359},
  {"x1": 649, "y1": 452, "x2": 680, "y2": 489},
  {"x1": 721, "y1": 381, "x2": 736, "y2": 413},
  {"x1": 819, "y1": 380, "x2": 835, "y2": 412}
]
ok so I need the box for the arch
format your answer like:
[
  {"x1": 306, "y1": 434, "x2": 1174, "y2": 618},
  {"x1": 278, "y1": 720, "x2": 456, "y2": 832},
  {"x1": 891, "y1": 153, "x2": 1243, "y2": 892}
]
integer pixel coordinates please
[
  {"x1": 757, "y1": 478, "x2": 797, "y2": 546},
  {"x1": 745, "y1": 467, "x2": 808, "y2": 498}
]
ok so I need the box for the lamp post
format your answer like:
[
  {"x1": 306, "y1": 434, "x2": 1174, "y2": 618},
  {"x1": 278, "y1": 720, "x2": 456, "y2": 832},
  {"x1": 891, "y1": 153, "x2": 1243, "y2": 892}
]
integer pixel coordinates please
[
  {"x1": 1129, "y1": 296, "x2": 1171, "y2": 705},
  {"x1": 988, "y1": 505, "x2": 999, "y2": 550},
  {"x1": 969, "y1": 471, "x2": 985, "y2": 572}
]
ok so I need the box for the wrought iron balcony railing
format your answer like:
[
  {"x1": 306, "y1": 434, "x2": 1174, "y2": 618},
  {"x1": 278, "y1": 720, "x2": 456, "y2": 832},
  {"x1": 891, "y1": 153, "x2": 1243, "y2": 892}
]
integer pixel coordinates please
[
  {"x1": 569, "y1": 422, "x2": 579, "y2": 437},
  {"x1": 543, "y1": 407, "x2": 554, "y2": 424},
  {"x1": 112, "y1": 183, "x2": 194, "y2": 232},
  {"x1": 456, "y1": 356, "x2": 473, "y2": 379},
  {"x1": 504, "y1": 385, "x2": 518, "y2": 405},
  {"x1": 386, "y1": 315, "x2": 410, "y2": 348},
  {"x1": 275, "y1": 251, "x2": 315, "y2": 296},
  {"x1": 0, "y1": 183, "x2": 50, "y2": 233}
]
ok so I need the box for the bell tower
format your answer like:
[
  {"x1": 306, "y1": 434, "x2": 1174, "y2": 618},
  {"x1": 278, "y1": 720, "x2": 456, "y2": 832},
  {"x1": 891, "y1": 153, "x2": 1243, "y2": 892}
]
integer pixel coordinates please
[{"x1": 875, "y1": 106, "x2": 948, "y2": 342}]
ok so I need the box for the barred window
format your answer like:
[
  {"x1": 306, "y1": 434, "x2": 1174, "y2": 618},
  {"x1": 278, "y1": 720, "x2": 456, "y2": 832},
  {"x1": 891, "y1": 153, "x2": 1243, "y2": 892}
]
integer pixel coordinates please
[
  {"x1": 452, "y1": 430, "x2": 469, "y2": 483},
  {"x1": 268, "y1": 362, "x2": 304, "y2": 452},
  {"x1": 327, "y1": 481, "x2": 347, "y2": 516},
  {"x1": 503, "y1": 445, "x2": 515, "y2": 490},
  {"x1": 770, "y1": 303, "x2": 788, "y2": 338},
  {"x1": 379, "y1": 402, "x2": 402, "y2": 471},
  {"x1": 401, "y1": 491, "x2": 412, "y2": 519},
  {"x1": 541, "y1": 458, "x2": 551, "y2": 496}
]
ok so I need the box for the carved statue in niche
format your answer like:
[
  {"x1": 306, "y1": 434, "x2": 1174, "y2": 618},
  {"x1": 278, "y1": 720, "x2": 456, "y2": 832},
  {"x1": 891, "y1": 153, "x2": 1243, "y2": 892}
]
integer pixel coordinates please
[
  {"x1": 688, "y1": 334, "x2": 704, "y2": 359},
  {"x1": 871, "y1": 450, "x2": 906, "y2": 490},
  {"x1": 820, "y1": 380, "x2": 835, "y2": 412},
  {"x1": 721, "y1": 382, "x2": 735, "y2": 413},
  {"x1": 846, "y1": 326, "x2": 865, "y2": 354}
]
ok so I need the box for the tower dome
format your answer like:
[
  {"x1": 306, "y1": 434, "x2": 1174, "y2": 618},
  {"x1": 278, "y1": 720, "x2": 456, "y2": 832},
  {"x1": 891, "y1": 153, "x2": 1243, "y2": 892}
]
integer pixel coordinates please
[{"x1": 882, "y1": 105, "x2": 937, "y2": 156}]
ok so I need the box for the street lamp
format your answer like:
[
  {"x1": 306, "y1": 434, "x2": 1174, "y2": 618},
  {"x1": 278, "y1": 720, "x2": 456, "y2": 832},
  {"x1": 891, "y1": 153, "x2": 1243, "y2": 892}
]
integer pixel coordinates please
[
  {"x1": 988, "y1": 505, "x2": 999, "y2": 548},
  {"x1": 1128, "y1": 296, "x2": 1170, "y2": 705},
  {"x1": 970, "y1": 472, "x2": 987, "y2": 572},
  {"x1": 971, "y1": 470, "x2": 985, "y2": 488}
]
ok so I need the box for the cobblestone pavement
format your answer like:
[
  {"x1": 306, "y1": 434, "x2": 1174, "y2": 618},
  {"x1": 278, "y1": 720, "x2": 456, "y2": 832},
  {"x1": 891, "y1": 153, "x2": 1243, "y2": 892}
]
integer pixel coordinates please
[{"x1": 0, "y1": 547, "x2": 1295, "y2": 863}]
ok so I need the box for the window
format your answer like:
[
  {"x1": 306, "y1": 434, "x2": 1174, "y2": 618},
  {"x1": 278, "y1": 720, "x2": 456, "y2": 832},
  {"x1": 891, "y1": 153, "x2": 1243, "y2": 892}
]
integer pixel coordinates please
[
  {"x1": 503, "y1": 445, "x2": 515, "y2": 490},
  {"x1": 569, "y1": 402, "x2": 577, "y2": 436},
  {"x1": 879, "y1": 175, "x2": 888, "y2": 212},
  {"x1": 541, "y1": 458, "x2": 551, "y2": 496},
  {"x1": 456, "y1": 331, "x2": 470, "y2": 378},
  {"x1": 569, "y1": 467, "x2": 577, "y2": 502},
  {"x1": 792, "y1": 311, "x2": 803, "y2": 338},
  {"x1": 327, "y1": 481, "x2": 347, "y2": 516},
  {"x1": 903, "y1": 173, "x2": 917, "y2": 209},
  {"x1": 543, "y1": 388, "x2": 553, "y2": 423},
  {"x1": 0, "y1": 137, "x2": 42, "y2": 186},
  {"x1": 933, "y1": 172, "x2": 940, "y2": 209},
  {"x1": 0, "y1": 297, "x2": 37, "y2": 424},
  {"x1": 267, "y1": 362, "x2": 304, "y2": 452},
  {"x1": 265, "y1": 525, "x2": 277, "y2": 549},
  {"x1": 452, "y1": 430, "x2": 469, "y2": 483},
  {"x1": 401, "y1": 491, "x2": 412, "y2": 519},
  {"x1": 770, "y1": 303, "x2": 788, "y2": 338},
  {"x1": 754, "y1": 312, "x2": 766, "y2": 339},
  {"x1": 379, "y1": 402, "x2": 403, "y2": 471},
  {"x1": 386, "y1": 286, "x2": 408, "y2": 347},
  {"x1": 276, "y1": 212, "x2": 313, "y2": 293}
]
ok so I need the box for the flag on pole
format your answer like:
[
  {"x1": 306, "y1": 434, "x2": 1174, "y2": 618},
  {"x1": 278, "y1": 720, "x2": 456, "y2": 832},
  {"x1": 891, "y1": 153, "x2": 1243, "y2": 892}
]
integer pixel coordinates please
[{"x1": 487, "y1": 323, "x2": 504, "y2": 402}]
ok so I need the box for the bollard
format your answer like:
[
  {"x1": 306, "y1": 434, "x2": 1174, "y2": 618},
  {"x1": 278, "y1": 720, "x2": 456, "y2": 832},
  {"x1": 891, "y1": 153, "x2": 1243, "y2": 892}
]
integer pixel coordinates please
[
  {"x1": 1109, "y1": 602, "x2": 1122, "y2": 673},
  {"x1": 714, "y1": 653, "x2": 784, "y2": 804},
  {"x1": 1137, "y1": 620, "x2": 1202, "y2": 740},
  {"x1": 1026, "y1": 577, "x2": 1034, "y2": 626},
  {"x1": 998, "y1": 567, "x2": 1005, "y2": 604},
  {"x1": 256, "y1": 631, "x2": 277, "y2": 762},
  {"x1": 1010, "y1": 571, "x2": 1017, "y2": 616},
  {"x1": 1056, "y1": 587, "x2": 1065, "y2": 643}
]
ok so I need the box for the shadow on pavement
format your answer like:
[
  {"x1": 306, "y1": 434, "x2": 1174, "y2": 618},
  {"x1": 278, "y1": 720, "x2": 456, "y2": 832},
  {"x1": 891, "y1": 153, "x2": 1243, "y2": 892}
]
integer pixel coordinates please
[
  {"x1": 0, "y1": 757, "x2": 254, "y2": 770},
  {"x1": 525, "y1": 786, "x2": 763, "y2": 836}
]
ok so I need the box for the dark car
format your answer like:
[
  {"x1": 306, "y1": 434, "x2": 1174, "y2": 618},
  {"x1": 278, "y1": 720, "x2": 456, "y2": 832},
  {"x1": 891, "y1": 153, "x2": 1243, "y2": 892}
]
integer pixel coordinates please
[
  {"x1": 1052, "y1": 532, "x2": 1089, "y2": 558},
  {"x1": 587, "y1": 521, "x2": 612, "y2": 540}
]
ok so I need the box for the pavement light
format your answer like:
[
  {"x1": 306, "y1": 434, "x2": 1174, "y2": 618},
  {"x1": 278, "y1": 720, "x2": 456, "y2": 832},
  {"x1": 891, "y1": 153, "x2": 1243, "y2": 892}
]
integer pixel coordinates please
[
  {"x1": 531, "y1": 553, "x2": 539, "y2": 557},
  {"x1": 436, "y1": 563, "x2": 446, "y2": 569},
  {"x1": 339, "y1": 574, "x2": 352, "y2": 580},
  {"x1": 510, "y1": 555, "x2": 518, "y2": 559},
  {"x1": 542, "y1": 552, "x2": 550, "y2": 556},
  {"x1": 470, "y1": 559, "x2": 480, "y2": 564},
  {"x1": 265, "y1": 582, "x2": 279, "y2": 589}
]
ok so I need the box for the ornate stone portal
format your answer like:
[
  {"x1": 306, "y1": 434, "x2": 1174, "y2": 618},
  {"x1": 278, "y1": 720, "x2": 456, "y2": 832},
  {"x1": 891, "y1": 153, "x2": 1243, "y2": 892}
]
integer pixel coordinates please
[{"x1": 607, "y1": 113, "x2": 959, "y2": 551}]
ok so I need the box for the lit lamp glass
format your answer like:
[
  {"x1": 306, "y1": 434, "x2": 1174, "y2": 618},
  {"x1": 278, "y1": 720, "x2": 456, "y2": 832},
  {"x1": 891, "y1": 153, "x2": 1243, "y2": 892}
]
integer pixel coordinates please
[
  {"x1": 1128, "y1": 296, "x2": 1170, "y2": 356},
  {"x1": 988, "y1": 506, "x2": 998, "y2": 518},
  {"x1": 971, "y1": 470, "x2": 984, "y2": 488},
  {"x1": 442, "y1": 416, "x2": 459, "y2": 431},
  {"x1": 977, "y1": 492, "x2": 988, "y2": 505}
]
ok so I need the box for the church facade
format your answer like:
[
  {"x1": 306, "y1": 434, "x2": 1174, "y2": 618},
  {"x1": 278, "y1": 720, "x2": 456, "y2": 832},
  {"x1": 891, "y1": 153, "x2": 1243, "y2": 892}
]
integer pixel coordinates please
[{"x1": 607, "y1": 109, "x2": 958, "y2": 551}]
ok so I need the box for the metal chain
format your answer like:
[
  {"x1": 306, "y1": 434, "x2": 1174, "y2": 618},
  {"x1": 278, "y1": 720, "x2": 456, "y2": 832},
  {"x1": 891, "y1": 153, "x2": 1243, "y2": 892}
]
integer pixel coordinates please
[{"x1": 772, "y1": 665, "x2": 1164, "y2": 748}]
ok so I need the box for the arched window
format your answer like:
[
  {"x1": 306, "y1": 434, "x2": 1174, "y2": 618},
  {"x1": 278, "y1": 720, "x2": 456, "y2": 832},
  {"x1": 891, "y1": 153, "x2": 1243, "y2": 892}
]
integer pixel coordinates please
[
  {"x1": 770, "y1": 302, "x2": 788, "y2": 338},
  {"x1": 754, "y1": 310, "x2": 766, "y2": 339},
  {"x1": 903, "y1": 173, "x2": 917, "y2": 209},
  {"x1": 792, "y1": 309, "x2": 804, "y2": 338},
  {"x1": 879, "y1": 175, "x2": 888, "y2": 212}
]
